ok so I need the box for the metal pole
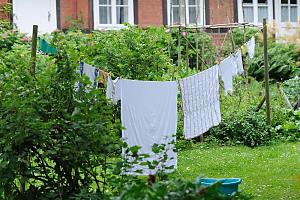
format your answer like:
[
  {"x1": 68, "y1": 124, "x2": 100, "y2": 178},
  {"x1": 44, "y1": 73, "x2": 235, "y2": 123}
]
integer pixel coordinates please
[
  {"x1": 263, "y1": 18, "x2": 271, "y2": 125},
  {"x1": 31, "y1": 25, "x2": 38, "y2": 77}
]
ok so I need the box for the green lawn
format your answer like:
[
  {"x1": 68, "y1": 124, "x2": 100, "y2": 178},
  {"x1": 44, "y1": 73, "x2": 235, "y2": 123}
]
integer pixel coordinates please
[{"x1": 176, "y1": 142, "x2": 300, "y2": 199}]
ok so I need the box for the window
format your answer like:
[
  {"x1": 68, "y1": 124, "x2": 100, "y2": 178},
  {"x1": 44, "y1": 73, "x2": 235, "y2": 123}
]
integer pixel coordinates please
[
  {"x1": 281, "y1": 0, "x2": 299, "y2": 22},
  {"x1": 94, "y1": 0, "x2": 134, "y2": 29},
  {"x1": 168, "y1": 0, "x2": 205, "y2": 25},
  {"x1": 239, "y1": 0, "x2": 273, "y2": 24}
]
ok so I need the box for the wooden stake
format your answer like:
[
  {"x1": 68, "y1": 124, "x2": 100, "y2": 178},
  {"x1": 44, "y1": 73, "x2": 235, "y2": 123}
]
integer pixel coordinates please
[
  {"x1": 196, "y1": 33, "x2": 199, "y2": 71},
  {"x1": 184, "y1": 0, "x2": 189, "y2": 71},
  {"x1": 256, "y1": 95, "x2": 266, "y2": 112},
  {"x1": 263, "y1": 18, "x2": 271, "y2": 125},
  {"x1": 31, "y1": 25, "x2": 38, "y2": 77},
  {"x1": 276, "y1": 83, "x2": 293, "y2": 109},
  {"x1": 177, "y1": 0, "x2": 181, "y2": 69},
  {"x1": 242, "y1": 25, "x2": 248, "y2": 83}
]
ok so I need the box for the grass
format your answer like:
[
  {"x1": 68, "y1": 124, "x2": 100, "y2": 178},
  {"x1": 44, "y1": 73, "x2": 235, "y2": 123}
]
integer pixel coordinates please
[{"x1": 175, "y1": 142, "x2": 300, "y2": 199}]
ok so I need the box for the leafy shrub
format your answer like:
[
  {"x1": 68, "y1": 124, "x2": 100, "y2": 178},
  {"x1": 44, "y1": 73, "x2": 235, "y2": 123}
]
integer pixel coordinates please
[
  {"x1": 0, "y1": 41, "x2": 122, "y2": 199},
  {"x1": 0, "y1": 30, "x2": 28, "y2": 51},
  {"x1": 115, "y1": 178, "x2": 228, "y2": 200},
  {"x1": 207, "y1": 110, "x2": 276, "y2": 147},
  {"x1": 283, "y1": 76, "x2": 300, "y2": 105},
  {"x1": 247, "y1": 42, "x2": 300, "y2": 81},
  {"x1": 277, "y1": 110, "x2": 300, "y2": 142}
]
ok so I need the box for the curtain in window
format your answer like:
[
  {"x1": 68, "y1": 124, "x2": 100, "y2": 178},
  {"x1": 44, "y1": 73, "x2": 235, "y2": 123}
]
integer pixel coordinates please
[
  {"x1": 281, "y1": 6, "x2": 289, "y2": 22},
  {"x1": 188, "y1": 0, "x2": 197, "y2": 24},
  {"x1": 290, "y1": 6, "x2": 298, "y2": 22},
  {"x1": 243, "y1": 7, "x2": 254, "y2": 22},
  {"x1": 172, "y1": 0, "x2": 185, "y2": 24},
  {"x1": 258, "y1": 7, "x2": 268, "y2": 23},
  {"x1": 99, "y1": 0, "x2": 112, "y2": 24},
  {"x1": 116, "y1": 0, "x2": 129, "y2": 24}
]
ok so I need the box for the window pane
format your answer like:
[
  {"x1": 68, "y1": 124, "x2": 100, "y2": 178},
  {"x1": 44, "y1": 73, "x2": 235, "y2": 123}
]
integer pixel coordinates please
[
  {"x1": 243, "y1": 7, "x2": 254, "y2": 22},
  {"x1": 281, "y1": 0, "x2": 288, "y2": 3},
  {"x1": 172, "y1": 7, "x2": 179, "y2": 24},
  {"x1": 189, "y1": 0, "x2": 196, "y2": 5},
  {"x1": 189, "y1": 7, "x2": 197, "y2": 24},
  {"x1": 117, "y1": 0, "x2": 128, "y2": 5},
  {"x1": 258, "y1": 7, "x2": 268, "y2": 22},
  {"x1": 99, "y1": 6, "x2": 112, "y2": 24},
  {"x1": 117, "y1": 6, "x2": 128, "y2": 24},
  {"x1": 290, "y1": 6, "x2": 298, "y2": 22},
  {"x1": 100, "y1": 0, "x2": 111, "y2": 5},
  {"x1": 243, "y1": 0, "x2": 253, "y2": 3},
  {"x1": 291, "y1": 0, "x2": 297, "y2": 4},
  {"x1": 258, "y1": 0, "x2": 267, "y2": 3},
  {"x1": 172, "y1": 0, "x2": 184, "y2": 5},
  {"x1": 281, "y1": 6, "x2": 289, "y2": 22}
]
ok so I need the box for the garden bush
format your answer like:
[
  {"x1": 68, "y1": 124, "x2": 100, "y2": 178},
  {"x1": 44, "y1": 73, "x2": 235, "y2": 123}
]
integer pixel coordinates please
[
  {"x1": 283, "y1": 76, "x2": 300, "y2": 105},
  {"x1": 277, "y1": 110, "x2": 300, "y2": 142},
  {"x1": 0, "y1": 41, "x2": 122, "y2": 199},
  {"x1": 206, "y1": 110, "x2": 276, "y2": 147},
  {"x1": 115, "y1": 178, "x2": 227, "y2": 200}
]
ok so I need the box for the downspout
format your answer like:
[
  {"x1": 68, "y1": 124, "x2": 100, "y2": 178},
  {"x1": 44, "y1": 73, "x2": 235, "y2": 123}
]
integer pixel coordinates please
[
  {"x1": 272, "y1": 0, "x2": 276, "y2": 39},
  {"x1": 56, "y1": 0, "x2": 61, "y2": 29},
  {"x1": 75, "y1": 0, "x2": 78, "y2": 20}
]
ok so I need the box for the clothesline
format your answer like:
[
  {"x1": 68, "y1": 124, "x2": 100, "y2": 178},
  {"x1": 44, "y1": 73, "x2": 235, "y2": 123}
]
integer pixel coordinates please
[
  {"x1": 79, "y1": 35, "x2": 256, "y2": 176},
  {"x1": 166, "y1": 22, "x2": 261, "y2": 30}
]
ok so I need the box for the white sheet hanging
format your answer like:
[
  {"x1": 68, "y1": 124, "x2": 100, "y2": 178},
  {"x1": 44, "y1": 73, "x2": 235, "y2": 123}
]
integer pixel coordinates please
[
  {"x1": 219, "y1": 56, "x2": 238, "y2": 95},
  {"x1": 106, "y1": 76, "x2": 121, "y2": 104},
  {"x1": 121, "y1": 79, "x2": 178, "y2": 175},
  {"x1": 247, "y1": 37, "x2": 255, "y2": 59},
  {"x1": 180, "y1": 65, "x2": 221, "y2": 139},
  {"x1": 233, "y1": 49, "x2": 244, "y2": 75}
]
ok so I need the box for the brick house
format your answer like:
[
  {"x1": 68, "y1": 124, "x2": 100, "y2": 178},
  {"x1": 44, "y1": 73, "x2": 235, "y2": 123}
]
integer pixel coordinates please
[{"x1": 0, "y1": 0, "x2": 299, "y2": 36}]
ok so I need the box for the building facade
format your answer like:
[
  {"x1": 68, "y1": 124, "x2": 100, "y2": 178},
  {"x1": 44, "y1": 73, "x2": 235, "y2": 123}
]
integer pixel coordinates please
[{"x1": 0, "y1": 0, "x2": 299, "y2": 36}]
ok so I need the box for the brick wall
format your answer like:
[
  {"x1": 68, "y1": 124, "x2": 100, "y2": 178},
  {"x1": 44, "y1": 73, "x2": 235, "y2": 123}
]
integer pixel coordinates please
[
  {"x1": 138, "y1": 0, "x2": 163, "y2": 27},
  {"x1": 207, "y1": 0, "x2": 235, "y2": 25},
  {"x1": 0, "y1": 0, "x2": 10, "y2": 20},
  {"x1": 59, "y1": 0, "x2": 91, "y2": 31},
  {"x1": 210, "y1": 33, "x2": 227, "y2": 46}
]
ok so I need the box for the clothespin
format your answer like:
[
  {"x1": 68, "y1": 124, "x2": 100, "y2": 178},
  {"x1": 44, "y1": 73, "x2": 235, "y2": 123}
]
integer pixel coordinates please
[{"x1": 241, "y1": 44, "x2": 248, "y2": 55}]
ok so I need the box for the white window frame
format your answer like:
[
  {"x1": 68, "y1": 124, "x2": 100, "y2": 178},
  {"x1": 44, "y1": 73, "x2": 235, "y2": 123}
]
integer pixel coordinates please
[
  {"x1": 167, "y1": 0, "x2": 205, "y2": 26},
  {"x1": 93, "y1": 0, "x2": 134, "y2": 30},
  {"x1": 237, "y1": 0, "x2": 273, "y2": 25},
  {"x1": 277, "y1": 0, "x2": 300, "y2": 24}
]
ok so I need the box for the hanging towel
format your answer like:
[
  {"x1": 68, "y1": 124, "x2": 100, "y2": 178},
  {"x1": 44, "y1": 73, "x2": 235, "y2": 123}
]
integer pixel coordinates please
[
  {"x1": 247, "y1": 37, "x2": 255, "y2": 59},
  {"x1": 233, "y1": 49, "x2": 244, "y2": 75},
  {"x1": 121, "y1": 79, "x2": 178, "y2": 175},
  {"x1": 180, "y1": 65, "x2": 221, "y2": 139},
  {"x1": 80, "y1": 62, "x2": 99, "y2": 88},
  {"x1": 106, "y1": 76, "x2": 121, "y2": 104},
  {"x1": 219, "y1": 56, "x2": 238, "y2": 95}
]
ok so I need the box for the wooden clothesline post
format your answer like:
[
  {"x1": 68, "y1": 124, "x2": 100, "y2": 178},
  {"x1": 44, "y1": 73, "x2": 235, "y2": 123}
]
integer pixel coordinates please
[
  {"x1": 263, "y1": 18, "x2": 271, "y2": 125},
  {"x1": 177, "y1": 0, "x2": 181, "y2": 71},
  {"x1": 242, "y1": 25, "x2": 248, "y2": 83},
  {"x1": 31, "y1": 25, "x2": 38, "y2": 77}
]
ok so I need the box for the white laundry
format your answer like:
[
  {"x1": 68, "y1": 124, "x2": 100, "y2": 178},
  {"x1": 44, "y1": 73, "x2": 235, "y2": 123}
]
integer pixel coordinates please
[
  {"x1": 233, "y1": 49, "x2": 244, "y2": 75},
  {"x1": 121, "y1": 79, "x2": 178, "y2": 175},
  {"x1": 247, "y1": 37, "x2": 255, "y2": 59},
  {"x1": 106, "y1": 76, "x2": 121, "y2": 104},
  {"x1": 80, "y1": 62, "x2": 99, "y2": 88},
  {"x1": 219, "y1": 56, "x2": 238, "y2": 95},
  {"x1": 180, "y1": 65, "x2": 221, "y2": 139}
]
